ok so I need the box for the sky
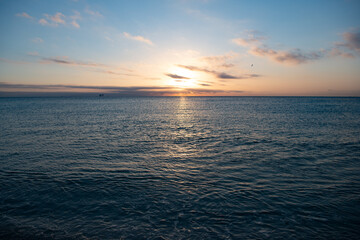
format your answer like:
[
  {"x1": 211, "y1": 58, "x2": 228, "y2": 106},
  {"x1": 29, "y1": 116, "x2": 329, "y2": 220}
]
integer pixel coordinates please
[{"x1": 0, "y1": 0, "x2": 360, "y2": 96}]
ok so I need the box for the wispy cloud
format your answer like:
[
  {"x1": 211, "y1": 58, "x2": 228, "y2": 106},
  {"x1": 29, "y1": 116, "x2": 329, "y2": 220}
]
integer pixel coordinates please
[
  {"x1": 221, "y1": 63, "x2": 235, "y2": 68},
  {"x1": 200, "y1": 52, "x2": 238, "y2": 68},
  {"x1": 165, "y1": 73, "x2": 190, "y2": 79},
  {"x1": 27, "y1": 51, "x2": 39, "y2": 56},
  {"x1": 32, "y1": 37, "x2": 43, "y2": 43},
  {"x1": 38, "y1": 18, "x2": 49, "y2": 25},
  {"x1": 39, "y1": 12, "x2": 65, "y2": 26},
  {"x1": 232, "y1": 35, "x2": 266, "y2": 47},
  {"x1": 198, "y1": 83, "x2": 212, "y2": 86},
  {"x1": 42, "y1": 12, "x2": 66, "y2": 26},
  {"x1": 18, "y1": 10, "x2": 80, "y2": 28},
  {"x1": 70, "y1": 20, "x2": 80, "y2": 28},
  {"x1": 85, "y1": 7, "x2": 102, "y2": 17},
  {"x1": 70, "y1": 11, "x2": 81, "y2": 28},
  {"x1": 123, "y1": 32, "x2": 153, "y2": 46},
  {"x1": 104, "y1": 36, "x2": 114, "y2": 42},
  {"x1": 2, "y1": 53, "x2": 136, "y2": 78},
  {"x1": 40, "y1": 56, "x2": 106, "y2": 67},
  {"x1": 34, "y1": 55, "x2": 138, "y2": 77},
  {"x1": 38, "y1": 12, "x2": 81, "y2": 28},
  {"x1": 177, "y1": 64, "x2": 260, "y2": 80},
  {"x1": 16, "y1": 12, "x2": 33, "y2": 19}
]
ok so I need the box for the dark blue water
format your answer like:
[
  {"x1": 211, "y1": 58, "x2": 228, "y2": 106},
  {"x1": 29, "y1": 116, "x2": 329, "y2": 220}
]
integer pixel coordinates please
[{"x1": 1, "y1": 97, "x2": 360, "y2": 239}]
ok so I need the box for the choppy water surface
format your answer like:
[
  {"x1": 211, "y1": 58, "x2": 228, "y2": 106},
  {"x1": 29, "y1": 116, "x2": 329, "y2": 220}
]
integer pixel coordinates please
[{"x1": 0, "y1": 97, "x2": 359, "y2": 239}]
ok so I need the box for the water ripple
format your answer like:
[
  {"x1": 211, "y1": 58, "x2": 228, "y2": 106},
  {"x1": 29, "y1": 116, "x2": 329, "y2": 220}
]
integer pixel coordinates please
[{"x1": 0, "y1": 97, "x2": 360, "y2": 239}]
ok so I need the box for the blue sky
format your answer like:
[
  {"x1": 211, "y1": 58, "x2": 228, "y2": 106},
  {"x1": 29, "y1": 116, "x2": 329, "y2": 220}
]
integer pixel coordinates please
[{"x1": 0, "y1": 0, "x2": 360, "y2": 96}]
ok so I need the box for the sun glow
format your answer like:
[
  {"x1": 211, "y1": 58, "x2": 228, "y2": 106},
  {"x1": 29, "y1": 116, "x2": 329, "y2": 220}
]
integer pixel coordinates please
[{"x1": 167, "y1": 66, "x2": 197, "y2": 88}]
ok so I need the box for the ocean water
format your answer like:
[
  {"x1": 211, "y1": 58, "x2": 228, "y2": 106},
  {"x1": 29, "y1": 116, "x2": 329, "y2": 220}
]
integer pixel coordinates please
[{"x1": 0, "y1": 96, "x2": 359, "y2": 239}]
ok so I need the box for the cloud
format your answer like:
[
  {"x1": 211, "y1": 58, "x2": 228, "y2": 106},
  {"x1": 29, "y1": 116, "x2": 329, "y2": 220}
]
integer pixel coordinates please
[
  {"x1": 216, "y1": 72, "x2": 240, "y2": 79},
  {"x1": 85, "y1": 7, "x2": 102, "y2": 17},
  {"x1": 71, "y1": 21, "x2": 80, "y2": 28},
  {"x1": 201, "y1": 52, "x2": 238, "y2": 63},
  {"x1": 40, "y1": 56, "x2": 106, "y2": 68},
  {"x1": 94, "y1": 69, "x2": 138, "y2": 77},
  {"x1": 328, "y1": 47, "x2": 355, "y2": 58},
  {"x1": 39, "y1": 12, "x2": 65, "y2": 26},
  {"x1": 165, "y1": 73, "x2": 190, "y2": 79},
  {"x1": 342, "y1": 31, "x2": 360, "y2": 52},
  {"x1": 123, "y1": 32, "x2": 153, "y2": 46},
  {"x1": 104, "y1": 36, "x2": 114, "y2": 42},
  {"x1": 335, "y1": 30, "x2": 360, "y2": 54},
  {"x1": 232, "y1": 36, "x2": 266, "y2": 47},
  {"x1": 38, "y1": 18, "x2": 49, "y2": 25},
  {"x1": 46, "y1": 12, "x2": 65, "y2": 24},
  {"x1": 221, "y1": 63, "x2": 235, "y2": 68},
  {"x1": 326, "y1": 30, "x2": 360, "y2": 59},
  {"x1": 16, "y1": 12, "x2": 33, "y2": 19},
  {"x1": 232, "y1": 30, "x2": 267, "y2": 46},
  {"x1": 249, "y1": 46, "x2": 326, "y2": 65},
  {"x1": 27, "y1": 51, "x2": 39, "y2": 56},
  {"x1": 18, "y1": 53, "x2": 135, "y2": 77},
  {"x1": 233, "y1": 30, "x2": 356, "y2": 65},
  {"x1": 177, "y1": 64, "x2": 260, "y2": 80},
  {"x1": 0, "y1": 82, "x2": 171, "y2": 91},
  {"x1": 200, "y1": 52, "x2": 238, "y2": 69},
  {"x1": 0, "y1": 82, "x2": 245, "y2": 96},
  {"x1": 17, "y1": 10, "x2": 81, "y2": 28},
  {"x1": 198, "y1": 83, "x2": 212, "y2": 86},
  {"x1": 70, "y1": 11, "x2": 81, "y2": 28},
  {"x1": 32, "y1": 37, "x2": 43, "y2": 43},
  {"x1": 38, "y1": 12, "x2": 80, "y2": 28}
]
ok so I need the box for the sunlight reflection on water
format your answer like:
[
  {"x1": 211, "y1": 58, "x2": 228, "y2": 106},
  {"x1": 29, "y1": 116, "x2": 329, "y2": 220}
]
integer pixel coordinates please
[{"x1": 0, "y1": 97, "x2": 360, "y2": 239}]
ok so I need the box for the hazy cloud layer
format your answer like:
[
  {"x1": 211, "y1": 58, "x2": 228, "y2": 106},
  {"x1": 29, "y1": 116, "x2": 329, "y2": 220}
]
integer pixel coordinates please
[
  {"x1": 123, "y1": 32, "x2": 153, "y2": 46},
  {"x1": 177, "y1": 64, "x2": 260, "y2": 79},
  {"x1": 0, "y1": 82, "x2": 244, "y2": 96}
]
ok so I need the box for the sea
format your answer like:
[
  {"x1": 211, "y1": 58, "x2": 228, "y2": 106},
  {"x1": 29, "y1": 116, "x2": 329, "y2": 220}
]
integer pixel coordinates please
[{"x1": 0, "y1": 96, "x2": 359, "y2": 239}]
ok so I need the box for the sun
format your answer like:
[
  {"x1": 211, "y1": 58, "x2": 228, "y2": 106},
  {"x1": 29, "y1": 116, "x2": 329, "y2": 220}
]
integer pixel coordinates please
[{"x1": 166, "y1": 66, "x2": 197, "y2": 88}]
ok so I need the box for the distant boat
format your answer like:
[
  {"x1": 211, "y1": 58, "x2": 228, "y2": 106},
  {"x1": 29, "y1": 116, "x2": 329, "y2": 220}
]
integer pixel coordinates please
[{"x1": 99, "y1": 94, "x2": 104, "y2": 97}]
